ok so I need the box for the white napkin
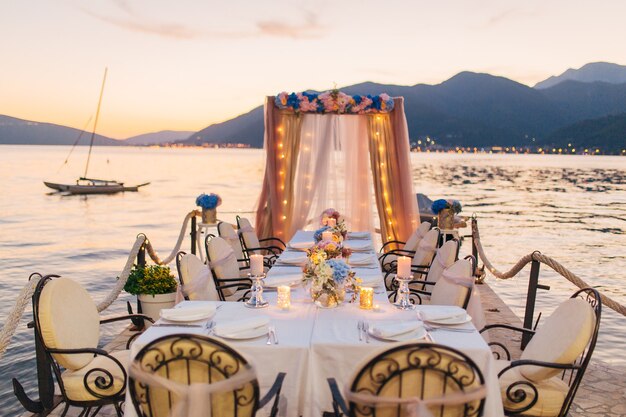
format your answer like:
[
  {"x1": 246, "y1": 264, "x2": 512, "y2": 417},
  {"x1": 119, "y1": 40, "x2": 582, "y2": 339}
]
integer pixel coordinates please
[
  {"x1": 348, "y1": 253, "x2": 376, "y2": 266},
  {"x1": 348, "y1": 231, "x2": 370, "y2": 239},
  {"x1": 420, "y1": 307, "x2": 466, "y2": 322},
  {"x1": 276, "y1": 251, "x2": 308, "y2": 265},
  {"x1": 213, "y1": 317, "x2": 270, "y2": 337},
  {"x1": 264, "y1": 274, "x2": 301, "y2": 287},
  {"x1": 344, "y1": 240, "x2": 373, "y2": 251},
  {"x1": 160, "y1": 305, "x2": 216, "y2": 321},
  {"x1": 369, "y1": 321, "x2": 423, "y2": 339},
  {"x1": 289, "y1": 241, "x2": 314, "y2": 250}
]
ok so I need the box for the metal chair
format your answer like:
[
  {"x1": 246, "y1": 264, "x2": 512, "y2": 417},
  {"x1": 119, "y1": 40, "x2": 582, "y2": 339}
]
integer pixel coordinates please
[
  {"x1": 129, "y1": 333, "x2": 286, "y2": 417},
  {"x1": 480, "y1": 288, "x2": 601, "y2": 417},
  {"x1": 175, "y1": 251, "x2": 220, "y2": 301},
  {"x1": 205, "y1": 235, "x2": 253, "y2": 301},
  {"x1": 236, "y1": 216, "x2": 285, "y2": 266},
  {"x1": 327, "y1": 343, "x2": 486, "y2": 417},
  {"x1": 379, "y1": 221, "x2": 432, "y2": 271},
  {"x1": 31, "y1": 275, "x2": 152, "y2": 417}
]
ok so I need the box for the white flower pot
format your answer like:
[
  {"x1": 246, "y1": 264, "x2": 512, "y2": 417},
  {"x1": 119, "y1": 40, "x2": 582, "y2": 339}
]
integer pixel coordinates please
[{"x1": 138, "y1": 292, "x2": 177, "y2": 322}]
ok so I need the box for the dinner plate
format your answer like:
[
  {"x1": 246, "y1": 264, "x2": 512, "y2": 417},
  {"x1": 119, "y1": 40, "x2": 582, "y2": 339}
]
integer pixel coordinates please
[
  {"x1": 160, "y1": 309, "x2": 216, "y2": 322},
  {"x1": 368, "y1": 326, "x2": 427, "y2": 342},
  {"x1": 213, "y1": 325, "x2": 269, "y2": 340},
  {"x1": 423, "y1": 313, "x2": 472, "y2": 325}
]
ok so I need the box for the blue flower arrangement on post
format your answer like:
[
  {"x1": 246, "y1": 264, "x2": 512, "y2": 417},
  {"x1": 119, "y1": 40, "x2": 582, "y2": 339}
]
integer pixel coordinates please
[
  {"x1": 431, "y1": 199, "x2": 462, "y2": 229},
  {"x1": 196, "y1": 193, "x2": 222, "y2": 224}
]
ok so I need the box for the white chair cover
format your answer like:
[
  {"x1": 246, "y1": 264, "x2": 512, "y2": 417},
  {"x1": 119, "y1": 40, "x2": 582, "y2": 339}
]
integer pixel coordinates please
[
  {"x1": 430, "y1": 259, "x2": 473, "y2": 308},
  {"x1": 179, "y1": 253, "x2": 219, "y2": 301},
  {"x1": 404, "y1": 222, "x2": 432, "y2": 252},
  {"x1": 424, "y1": 239, "x2": 458, "y2": 284},
  {"x1": 207, "y1": 237, "x2": 240, "y2": 280},
  {"x1": 218, "y1": 222, "x2": 246, "y2": 267}
]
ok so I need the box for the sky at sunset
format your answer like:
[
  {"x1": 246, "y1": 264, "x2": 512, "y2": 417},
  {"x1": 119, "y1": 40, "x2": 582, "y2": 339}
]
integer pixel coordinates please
[{"x1": 1, "y1": 0, "x2": 625, "y2": 139}]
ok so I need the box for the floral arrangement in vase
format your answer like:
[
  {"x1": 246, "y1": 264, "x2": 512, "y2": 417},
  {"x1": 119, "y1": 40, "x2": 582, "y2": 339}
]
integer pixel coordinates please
[
  {"x1": 302, "y1": 258, "x2": 355, "y2": 308},
  {"x1": 431, "y1": 199, "x2": 462, "y2": 215},
  {"x1": 275, "y1": 90, "x2": 394, "y2": 114},
  {"x1": 196, "y1": 193, "x2": 222, "y2": 223},
  {"x1": 319, "y1": 208, "x2": 348, "y2": 239},
  {"x1": 307, "y1": 240, "x2": 342, "y2": 261},
  {"x1": 431, "y1": 199, "x2": 462, "y2": 230},
  {"x1": 313, "y1": 225, "x2": 345, "y2": 243}
]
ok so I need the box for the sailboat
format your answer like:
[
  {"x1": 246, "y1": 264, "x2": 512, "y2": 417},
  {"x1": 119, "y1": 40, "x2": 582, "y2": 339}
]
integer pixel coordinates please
[{"x1": 44, "y1": 68, "x2": 150, "y2": 195}]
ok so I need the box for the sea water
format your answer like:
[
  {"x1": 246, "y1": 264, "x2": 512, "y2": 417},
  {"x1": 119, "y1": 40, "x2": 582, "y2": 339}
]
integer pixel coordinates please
[{"x1": 0, "y1": 145, "x2": 624, "y2": 416}]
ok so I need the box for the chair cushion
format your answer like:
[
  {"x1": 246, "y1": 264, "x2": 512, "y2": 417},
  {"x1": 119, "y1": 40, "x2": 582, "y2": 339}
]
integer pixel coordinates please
[
  {"x1": 179, "y1": 254, "x2": 220, "y2": 301},
  {"x1": 520, "y1": 298, "x2": 595, "y2": 382},
  {"x1": 430, "y1": 259, "x2": 472, "y2": 307},
  {"x1": 495, "y1": 360, "x2": 569, "y2": 417},
  {"x1": 411, "y1": 229, "x2": 439, "y2": 267},
  {"x1": 404, "y1": 222, "x2": 431, "y2": 252},
  {"x1": 218, "y1": 222, "x2": 246, "y2": 265},
  {"x1": 425, "y1": 239, "x2": 458, "y2": 283},
  {"x1": 61, "y1": 350, "x2": 129, "y2": 402},
  {"x1": 238, "y1": 217, "x2": 261, "y2": 252},
  {"x1": 38, "y1": 278, "x2": 100, "y2": 370}
]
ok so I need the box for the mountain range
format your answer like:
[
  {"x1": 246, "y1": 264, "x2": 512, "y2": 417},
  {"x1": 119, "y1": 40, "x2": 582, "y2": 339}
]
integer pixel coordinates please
[{"x1": 2, "y1": 62, "x2": 626, "y2": 152}]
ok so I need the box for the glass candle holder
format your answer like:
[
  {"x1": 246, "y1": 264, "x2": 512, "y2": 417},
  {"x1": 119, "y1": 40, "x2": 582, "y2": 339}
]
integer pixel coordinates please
[
  {"x1": 277, "y1": 285, "x2": 291, "y2": 310},
  {"x1": 359, "y1": 287, "x2": 374, "y2": 310}
]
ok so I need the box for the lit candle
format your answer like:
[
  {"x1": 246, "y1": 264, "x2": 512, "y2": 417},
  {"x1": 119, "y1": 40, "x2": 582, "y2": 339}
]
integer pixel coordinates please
[
  {"x1": 277, "y1": 285, "x2": 291, "y2": 310},
  {"x1": 359, "y1": 287, "x2": 374, "y2": 310},
  {"x1": 250, "y1": 254, "x2": 264, "y2": 276},
  {"x1": 327, "y1": 218, "x2": 337, "y2": 227},
  {"x1": 397, "y1": 256, "x2": 411, "y2": 278},
  {"x1": 322, "y1": 231, "x2": 333, "y2": 241}
]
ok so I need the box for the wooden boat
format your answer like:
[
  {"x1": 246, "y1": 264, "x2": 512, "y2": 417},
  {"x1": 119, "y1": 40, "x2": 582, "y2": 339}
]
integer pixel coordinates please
[
  {"x1": 44, "y1": 178, "x2": 150, "y2": 195},
  {"x1": 43, "y1": 68, "x2": 149, "y2": 195}
]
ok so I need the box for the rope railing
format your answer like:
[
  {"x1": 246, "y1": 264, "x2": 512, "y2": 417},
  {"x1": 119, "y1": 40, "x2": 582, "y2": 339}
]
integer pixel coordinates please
[
  {"x1": 0, "y1": 210, "x2": 200, "y2": 361},
  {"x1": 471, "y1": 218, "x2": 626, "y2": 317}
]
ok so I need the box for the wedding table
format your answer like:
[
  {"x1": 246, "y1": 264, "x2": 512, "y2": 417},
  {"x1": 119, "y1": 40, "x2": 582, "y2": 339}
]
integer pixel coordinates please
[{"x1": 124, "y1": 231, "x2": 504, "y2": 417}]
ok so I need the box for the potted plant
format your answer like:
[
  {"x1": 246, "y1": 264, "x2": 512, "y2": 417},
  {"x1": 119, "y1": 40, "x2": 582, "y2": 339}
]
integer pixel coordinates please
[
  {"x1": 196, "y1": 193, "x2": 222, "y2": 224},
  {"x1": 124, "y1": 264, "x2": 178, "y2": 321}
]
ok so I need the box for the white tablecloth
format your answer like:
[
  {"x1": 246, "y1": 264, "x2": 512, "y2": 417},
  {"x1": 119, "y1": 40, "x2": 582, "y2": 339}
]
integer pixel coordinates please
[{"x1": 125, "y1": 232, "x2": 503, "y2": 417}]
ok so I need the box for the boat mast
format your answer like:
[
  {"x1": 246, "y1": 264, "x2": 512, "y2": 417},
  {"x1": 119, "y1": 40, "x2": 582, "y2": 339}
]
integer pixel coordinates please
[{"x1": 83, "y1": 67, "x2": 108, "y2": 179}]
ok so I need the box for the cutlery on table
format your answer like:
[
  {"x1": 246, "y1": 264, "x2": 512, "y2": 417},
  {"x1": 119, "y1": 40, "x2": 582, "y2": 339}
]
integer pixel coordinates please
[
  {"x1": 206, "y1": 321, "x2": 216, "y2": 335},
  {"x1": 154, "y1": 323, "x2": 204, "y2": 328},
  {"x1": 266, "y1": 329, "x2": 273, "y2": 345},
  {"x1": 422, "y1": 323, "x2": 475, "y2": 333},
  {"x1": 357, "y1": 320, "x2": 363, "y2": 341},
  {"x1": 364, "y1": 322, "x2": 370, "y2": 343},
  {"x1": 270, "y1": 326, "x2": 279, "y2": 345}
]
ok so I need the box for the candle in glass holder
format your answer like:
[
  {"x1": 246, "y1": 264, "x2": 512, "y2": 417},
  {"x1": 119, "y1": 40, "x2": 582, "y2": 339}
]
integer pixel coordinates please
[
  {"x1": 250, "y1": 254, "x2": 264, "y2": 276},
  {"x1": 327, "y1": 218, "x2": 337, "y2": 227},
  {"x1": 359, "y1": 287, "x2": 374, "y2": 310},
  {"x1": 322, "y1": 231, "x2": 333, "y2": 241},
  {"x1": 397, "y1": 256, "x2": 411, "y2": 278},
  {"x1": 277, "y1": 285, "x2": 291, "y2": 310}
]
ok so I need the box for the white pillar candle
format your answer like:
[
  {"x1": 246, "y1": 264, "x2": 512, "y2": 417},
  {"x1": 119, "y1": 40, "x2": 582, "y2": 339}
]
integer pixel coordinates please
[
  {"x1": 322, "y1": 231, "x2": 333, "y2": 241},
  {"x1": 250, "y1": 254, "x2": 264, "y2": 276},
  {"x1": 327, "y1": 218, "x2": 337, "y2": 227},
  {"x1": 277, "y1": 285, "x2": 291, "y2": 310},
  {"x1": 397, "y1": 256, "x2": 411, "y2": 278}
]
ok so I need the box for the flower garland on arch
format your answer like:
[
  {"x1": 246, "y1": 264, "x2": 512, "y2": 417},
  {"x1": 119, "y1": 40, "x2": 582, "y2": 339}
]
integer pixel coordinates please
[{"x1": 275, "y1": 90, "x2": 394, "y2": 114}]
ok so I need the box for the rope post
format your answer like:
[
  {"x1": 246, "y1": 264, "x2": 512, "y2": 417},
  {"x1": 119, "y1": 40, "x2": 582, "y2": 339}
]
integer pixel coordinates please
[
  {"x1": 471, "y1": 217, "x2": 478, "y2": 263},
  {"x1": 191, "y1": 214, "x2": 197, "y2": 255},
  {"x1": 137, "y1": 240, "x2": 146, "y2": 268},
  {"x1": 522, "y1": 255, "x2": 541, "y2": 349}
]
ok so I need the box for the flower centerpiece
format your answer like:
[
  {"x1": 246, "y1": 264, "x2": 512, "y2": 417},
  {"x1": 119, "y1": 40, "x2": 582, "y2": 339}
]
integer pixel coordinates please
[
  {"x1": 303, "y1": 258, "x2": 355, "y2": 308},
  {"x1": 320, "y1": 208, "x2": 349, "y2": 239},
  {"x1": 124, "y1": 265, "x2": 178, "y2": 321},
  {"x1": 431, "y1": 199, "x2": 462, "y2": 229},
  {"x1": 196, "y1": 193, "x2": 222, "y2": 224}
]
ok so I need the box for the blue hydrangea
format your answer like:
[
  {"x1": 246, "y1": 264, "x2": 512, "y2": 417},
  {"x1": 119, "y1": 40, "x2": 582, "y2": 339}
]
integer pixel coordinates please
[
  {"x1": 326, "y1": 259, "x2": 351, "y2": 283},
  {"x1": 196, "y1": 193, "x2": 220, "y2": 209},
  {"x1": 431, "y1": 199, "x2": 449, "y2": 214},
  {"x1": 287, "y1": 93, "x2": 300, "y2": 109},
  {"x1": 313, "y1": 226, "x2": 331, "y2": 241}
]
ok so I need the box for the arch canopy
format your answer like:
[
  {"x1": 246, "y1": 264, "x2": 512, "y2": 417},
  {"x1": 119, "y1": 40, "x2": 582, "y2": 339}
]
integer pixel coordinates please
[{"x1": 255, "y1": 95, "x2": 418, "y2": 243}]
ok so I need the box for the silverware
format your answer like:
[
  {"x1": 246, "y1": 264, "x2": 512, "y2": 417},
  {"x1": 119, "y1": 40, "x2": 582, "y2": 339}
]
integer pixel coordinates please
[
  {"x1": 154, "y1": 323, "x2": 204, "y2": 328},
  {"x1": 266, "y1": 329, "x2": 273, "y2": 345},
  {"x1": 206, "y1": 321, "x2": 216, "y2": 335},
  {"x1": 364, "y1": 322, "x2": 370, "y2": 343},
  {"x1": 357, "y1": 320, "x2": 363, "y2": 341},
  {"x1": 422, "y1": 323, "x2": 475, "y2": 333},
  {"x1": 270, "y1": 326, "x2": 279, "y2": 345}
]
